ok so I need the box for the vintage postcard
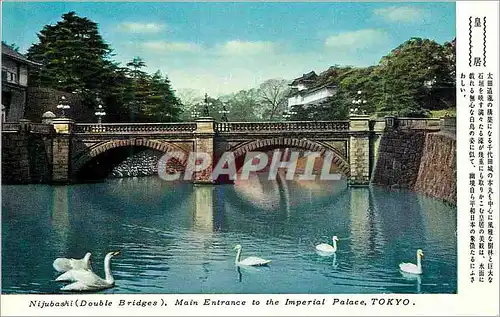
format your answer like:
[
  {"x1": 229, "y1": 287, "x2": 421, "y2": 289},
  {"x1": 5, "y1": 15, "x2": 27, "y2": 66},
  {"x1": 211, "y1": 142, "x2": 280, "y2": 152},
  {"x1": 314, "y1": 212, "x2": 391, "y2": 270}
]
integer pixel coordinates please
[{"x1": 0, "y1": 1, "x2": 498, "y2": 316}]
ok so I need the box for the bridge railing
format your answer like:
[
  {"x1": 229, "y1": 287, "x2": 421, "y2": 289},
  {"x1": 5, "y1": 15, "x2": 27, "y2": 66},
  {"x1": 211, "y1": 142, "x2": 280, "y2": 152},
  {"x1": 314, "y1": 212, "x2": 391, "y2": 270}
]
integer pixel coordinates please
[
  {"x1": 73, "y1": 122, "x2": 197, "y2": 134},
  {"x1": 439, "y1": 117, "x2": 456, "y2": 136},
  {"x1": 215, "y1": 121, "x2": 350, "y2": 133},
  {"x1": 394, "y1": 117, "x2": 441, "y2": 131},
  {"x1": 1, "y1": 121, "x2": 54, "y2": 134},
  {"x1": 29, "y1": 123, "x2": 56, "y2": 134},
  {"x1": 1, "y1": 122, "x2": 21, "y2": 132}
]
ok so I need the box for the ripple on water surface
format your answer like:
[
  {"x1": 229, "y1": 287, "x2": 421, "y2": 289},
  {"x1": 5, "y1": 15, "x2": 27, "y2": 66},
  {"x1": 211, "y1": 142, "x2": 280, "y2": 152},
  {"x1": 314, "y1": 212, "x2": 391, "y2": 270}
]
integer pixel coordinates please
[{"x1": 1, "y1": 178, "x2": 457, "y2": 294}]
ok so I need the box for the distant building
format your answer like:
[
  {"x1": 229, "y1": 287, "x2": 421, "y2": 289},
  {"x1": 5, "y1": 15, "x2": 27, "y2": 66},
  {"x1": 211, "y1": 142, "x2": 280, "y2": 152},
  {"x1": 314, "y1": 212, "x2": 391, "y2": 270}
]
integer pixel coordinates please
[
  {"x1": 2, "y1": 43, "x2": 40, "y2": 122},
  {"x1": 287, "y1": 71, "x2": 338, "y2": 109}
]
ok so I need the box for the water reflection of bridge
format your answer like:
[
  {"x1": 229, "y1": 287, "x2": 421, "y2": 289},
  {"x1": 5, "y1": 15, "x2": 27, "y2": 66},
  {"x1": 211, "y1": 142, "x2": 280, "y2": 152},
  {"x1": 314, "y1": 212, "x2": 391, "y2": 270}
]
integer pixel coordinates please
[
  {"x1": 188, "y1": 178, "x2": 455, "y2": 270},
  {"x1": 48, "y1": 176, "x2": 455, "y2": 294},
  {"x1": 48, "y1": 179, "x2": 456, "y2": 257}
]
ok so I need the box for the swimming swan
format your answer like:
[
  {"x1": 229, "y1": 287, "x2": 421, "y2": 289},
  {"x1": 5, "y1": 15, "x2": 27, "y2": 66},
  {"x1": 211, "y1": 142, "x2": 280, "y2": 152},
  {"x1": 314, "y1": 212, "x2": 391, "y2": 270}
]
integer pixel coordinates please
[
  {"x1": 234, "y1": 245, "x2": 271, "y2": 266},
  {"x1": 315, "y1": 236, "x2": 339, "y2": 254},
  {"x1": 399, "y1": 249, "x2": 424, "y2": 275},
  {"x1": 59, "y1": 251, "x2": 120, "y2": 291},
  {"x1": 53, "y1": 252, "x2": 92, "y2": 273}
]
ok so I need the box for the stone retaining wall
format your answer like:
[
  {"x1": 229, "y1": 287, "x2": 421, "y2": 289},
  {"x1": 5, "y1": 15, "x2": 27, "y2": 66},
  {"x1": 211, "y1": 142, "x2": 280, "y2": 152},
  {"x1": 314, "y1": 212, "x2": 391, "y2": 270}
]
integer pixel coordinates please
[
  {"x1": 371, "y1": 130, "x2": 427, "y2": 189},
  {"x1": 414, "y1": 133, "x2": 456, "y2": 204},
  {"x1": 1, "y1": 132, "x2": 52, "y2": 184},
  {"x1": 372, "y1": 130, "x2": 456, "y2": 204}
]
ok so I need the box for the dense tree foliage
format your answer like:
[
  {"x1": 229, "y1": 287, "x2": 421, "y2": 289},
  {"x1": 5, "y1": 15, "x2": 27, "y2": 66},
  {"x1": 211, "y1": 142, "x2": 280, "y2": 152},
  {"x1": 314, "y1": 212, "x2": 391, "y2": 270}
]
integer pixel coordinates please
[
  {"x1": 370, "y1": 38, "x2": 455, "y2": 117},
  {"x1": 26, "y1": 12, "x2": 182, "y2": 122},
  {"x1": 291, "y1": 38, "x2": 456, "y2": 120}
]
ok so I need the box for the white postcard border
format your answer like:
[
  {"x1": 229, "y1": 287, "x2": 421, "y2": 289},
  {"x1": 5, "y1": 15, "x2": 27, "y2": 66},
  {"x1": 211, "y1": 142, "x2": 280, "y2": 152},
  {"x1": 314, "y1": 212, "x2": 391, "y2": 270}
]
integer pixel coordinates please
[{"x1": 1, "y1": 1, "x2": 499, "y2": 316}]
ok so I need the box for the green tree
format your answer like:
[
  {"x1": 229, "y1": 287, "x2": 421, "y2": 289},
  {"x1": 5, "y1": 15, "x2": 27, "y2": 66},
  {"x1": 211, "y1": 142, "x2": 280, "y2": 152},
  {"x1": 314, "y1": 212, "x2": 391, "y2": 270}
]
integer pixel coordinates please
[
  {"x1": 224, "y1": 89, "x2": 260, "y2": 121},
  {"x1": 291, "y1": 92, "x2": 350, "y2": 121},
  {"x1": 142, "y1": 71, "x2": 183, "y2": 122},
  {"x1": 126, "y1": 57, "x2": 147, "y2": 79},
  {"x1": 27, "y1": 11, "x2": 117, "y2": 109},
  {"x1": 124, "y1": 56, "x2": 150, "y2": 121},
  {"x1": 371, "y1": 38, "x2": 455, "y2": 117}
]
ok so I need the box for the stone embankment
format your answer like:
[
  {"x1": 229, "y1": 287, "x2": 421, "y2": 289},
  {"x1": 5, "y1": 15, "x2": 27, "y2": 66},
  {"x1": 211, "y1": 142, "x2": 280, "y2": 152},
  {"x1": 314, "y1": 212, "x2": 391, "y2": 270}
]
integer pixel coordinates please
[
  {"x1": 414, "y1": 133, "x2": 456, "y2": 204},
  {"x1": 1, "y1": 132, "x2": 52, "y2": 184},
  {"x1": 372, "y1": 129, "x2": 456, "y2": 204}
]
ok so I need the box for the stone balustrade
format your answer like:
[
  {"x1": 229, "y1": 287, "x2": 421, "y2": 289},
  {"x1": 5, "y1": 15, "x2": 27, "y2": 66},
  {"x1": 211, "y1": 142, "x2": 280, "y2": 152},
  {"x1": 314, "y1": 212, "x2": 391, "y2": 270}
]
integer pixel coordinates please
[
  {"x1": 385, "y1": 117, "x2": 442, "y2": 131},
  {"x1": 215, "y1": 121, "x2": 350, "y2": 133},
  {"x1": 1, "y1": 122, "x2": 20, "y2": 132},
  {"x1": 73, "y1": 122, "x2": 197, "y2": 134},
  {"x1": 29, "y1": 123, "x2": 56, "y2": 134},
  {"x1": 1, "y1": 121, "x2": 54, "y2": 134},
  {"x1": 439, "y1": 117, "x2": 456, "y2": 135}
]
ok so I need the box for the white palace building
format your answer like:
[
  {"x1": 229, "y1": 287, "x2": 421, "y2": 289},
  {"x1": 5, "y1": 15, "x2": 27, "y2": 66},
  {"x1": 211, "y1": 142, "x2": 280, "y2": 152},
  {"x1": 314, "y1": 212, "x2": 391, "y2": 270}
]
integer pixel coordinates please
[{"x1": 287, "y1": 70, "x2": 338, "y2": 109}]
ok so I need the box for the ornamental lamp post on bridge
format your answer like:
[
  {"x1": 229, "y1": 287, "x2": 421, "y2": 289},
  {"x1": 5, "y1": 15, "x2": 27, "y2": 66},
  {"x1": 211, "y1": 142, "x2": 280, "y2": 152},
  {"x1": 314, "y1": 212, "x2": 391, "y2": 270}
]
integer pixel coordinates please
[
  {"x1": 94, "y1": 103, "x2": 106, "y2": 125},
  {"x1": 282, "y1": 108, "x2": 297, "y2": 121},
  {"x1": 218, "y1": 103, "x2": 230, "y2": 122},
  {"x1": 203, "y1": 93, "x2": 213, "y2": 117},
  {"x1": 56, "y1": 95, "x2": 71, "y2": 118},
  {"x1": 350, "y1": 90, "x2": 367, "y2": 116},
  {"x1": 191, "y1": 106, "x2": 201, "y2": 119}
]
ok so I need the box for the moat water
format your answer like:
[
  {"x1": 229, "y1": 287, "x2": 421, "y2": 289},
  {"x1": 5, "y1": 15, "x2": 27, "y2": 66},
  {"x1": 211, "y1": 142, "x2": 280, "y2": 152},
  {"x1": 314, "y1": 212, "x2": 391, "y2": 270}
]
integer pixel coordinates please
[{"x1": 1, "y1": 175, "x2": 457, "y2": 294}]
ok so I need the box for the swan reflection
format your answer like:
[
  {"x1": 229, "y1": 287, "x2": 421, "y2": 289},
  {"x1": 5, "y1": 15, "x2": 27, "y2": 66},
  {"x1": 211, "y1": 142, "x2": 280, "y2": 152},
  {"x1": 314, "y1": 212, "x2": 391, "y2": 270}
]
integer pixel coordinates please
[
  {"x1": 315, "y1": 251, "x2": 339, "y2": 268},
  {"x1": 235, "y1": 265, "x2": 270, "y2": 283},
  {"x1": 400, "y1": 271, "x2": 422, "y2": 293},
  {"x1": 332, "y1": 253, "x2": 338, "y2": 269}
]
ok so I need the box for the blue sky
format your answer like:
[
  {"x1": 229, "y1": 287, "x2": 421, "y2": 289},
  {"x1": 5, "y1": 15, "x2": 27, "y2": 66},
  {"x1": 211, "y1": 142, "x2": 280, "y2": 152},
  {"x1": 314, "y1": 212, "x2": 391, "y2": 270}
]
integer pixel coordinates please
[{"x1": 2, "y1": 2, "x2": 456, "y2": 97}]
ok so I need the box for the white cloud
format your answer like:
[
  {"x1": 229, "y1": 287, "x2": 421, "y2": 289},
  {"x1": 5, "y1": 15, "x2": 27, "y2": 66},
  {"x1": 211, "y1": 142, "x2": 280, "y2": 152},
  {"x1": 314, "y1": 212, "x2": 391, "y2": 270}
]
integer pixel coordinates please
[
  {"x1": 324, "y1": 29, "x2": 389, "y2": 50},
  {"x1": 119, "y1": 22, "x2": 165, "y2": 33},
  {"x1": 217, "y1": 40, "x2": 276, "y2": 56},
  {"x1": 143, "y1": 41, "x2": 201, "y2": 53},
  {"x1": 144, "y1": 48, "x2": 374, "y2": 96},
  {"x1": 117, "y1": 38, "x2": 384, "y2": 96},
  {"x1": 373, "y1": 6, "x2": 425, "y2": 23}
]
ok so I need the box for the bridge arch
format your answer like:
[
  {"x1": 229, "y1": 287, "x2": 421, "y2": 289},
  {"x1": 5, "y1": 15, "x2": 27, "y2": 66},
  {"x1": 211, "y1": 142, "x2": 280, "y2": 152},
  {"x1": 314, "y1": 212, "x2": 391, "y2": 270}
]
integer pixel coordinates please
[
  {"x1": 229, "y1": 137, "x2": 350, "y2": 177},
  {"x1": 72, "y1": 138, "x2": 189, "y2": 176}
]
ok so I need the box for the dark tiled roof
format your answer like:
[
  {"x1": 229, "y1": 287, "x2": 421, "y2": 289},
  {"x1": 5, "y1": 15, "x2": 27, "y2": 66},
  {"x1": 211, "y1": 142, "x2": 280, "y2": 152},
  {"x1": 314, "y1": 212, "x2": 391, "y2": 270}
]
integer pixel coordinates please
[
  {"x1": 2, "y1": 43, "x2": 40, "y2": 66},
  {"x1": 290, "y1": 71, "x2": 318, "y2": 85}
]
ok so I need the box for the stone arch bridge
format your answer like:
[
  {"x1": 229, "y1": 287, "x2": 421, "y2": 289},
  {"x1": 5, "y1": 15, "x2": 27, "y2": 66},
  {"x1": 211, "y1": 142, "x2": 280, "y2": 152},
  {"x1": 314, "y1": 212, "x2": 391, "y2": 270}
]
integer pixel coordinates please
[
  {"x1": 5, "y1": 116, "x2": 446, "y2": 185},
  {"x1": 58, "y1": 116, "x2": 384, "y2": 185}
]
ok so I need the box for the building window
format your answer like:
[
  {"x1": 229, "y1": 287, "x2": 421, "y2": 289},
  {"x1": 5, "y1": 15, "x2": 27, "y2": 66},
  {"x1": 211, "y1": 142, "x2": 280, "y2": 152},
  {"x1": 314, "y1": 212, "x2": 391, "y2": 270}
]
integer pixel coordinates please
[{"x1": 2, "y1": 68, "x2": 18, "y2": 84}]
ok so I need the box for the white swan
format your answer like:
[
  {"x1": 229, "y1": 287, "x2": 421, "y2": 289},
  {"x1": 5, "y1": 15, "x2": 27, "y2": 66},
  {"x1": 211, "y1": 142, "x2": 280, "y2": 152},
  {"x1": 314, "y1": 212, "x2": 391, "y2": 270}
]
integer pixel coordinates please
[
  {"x1": 315, "y1": 236, "x2": 339, "y2": 255},
  {"x1": 59, "y1": 251, "x2": 120, "y2": 291},
  {"x1": 399, "y1": 249, "x2": 424, "y2": 275},
  {"x1": 234, "y1": 245, "x2": 271, "y2": 266},
  {"x1": 53, "y1": 252, "x2": 92, "y2": 273}
]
